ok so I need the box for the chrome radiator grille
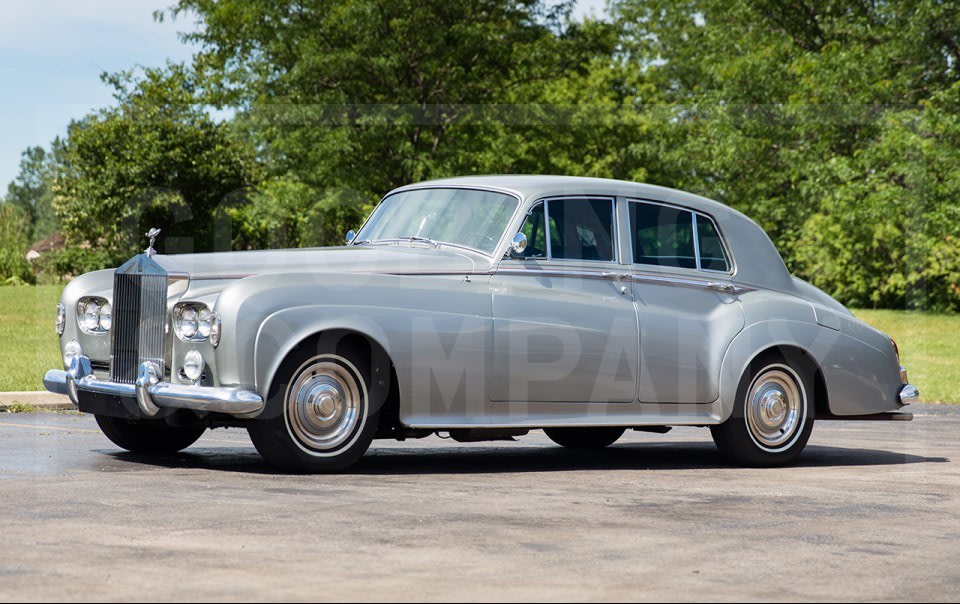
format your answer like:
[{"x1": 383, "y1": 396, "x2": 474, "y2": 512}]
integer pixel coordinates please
[{"x1": 110, "y1": 256, "x2": 168, "y2": 384}]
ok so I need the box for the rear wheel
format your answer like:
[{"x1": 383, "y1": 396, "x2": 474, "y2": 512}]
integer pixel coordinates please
[
  {"x1": 544, "y1": 427, "x2": 625, "y2": 449},
  {"x1": 711, "y1": 351, "x2": 814, "y2": 467},
  {"x1": 95, "y1": 415, "x2": 205, "y2": 454},
  {"x1": 248, "y1": 341, "x2": 380, "y2": 473}
]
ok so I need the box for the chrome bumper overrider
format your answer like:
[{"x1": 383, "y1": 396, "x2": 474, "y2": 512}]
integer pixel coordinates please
[
  {"x1": 899, "y1": 383, "x2": 919, "y2": 406},
  {"x1": 43, "y1": 355, "x2": 264, "y2": 417}
]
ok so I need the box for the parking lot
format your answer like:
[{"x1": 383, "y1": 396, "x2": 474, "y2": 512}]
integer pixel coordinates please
[{"x1": 0, "y1": 406, "x2": 958, "y2": 601}]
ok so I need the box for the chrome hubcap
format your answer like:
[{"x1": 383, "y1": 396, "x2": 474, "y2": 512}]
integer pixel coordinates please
[
  {"x1": 746, "y1": 367, "x2": 804, "y2": 449},
  {"x1": 287, "y1": 359, "x2": 362, "y2": 451}
]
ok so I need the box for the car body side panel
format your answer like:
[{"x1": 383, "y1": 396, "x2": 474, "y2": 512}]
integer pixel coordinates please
[
  {"x1": 489, "y1": 263, "x2": 640, "y2": 404},
  {"x1": 633, "y1": 281, "x2": 744, "y2": 403},
  {"x1": 720, "y1": 291, "x2": 902, "y2": 419}
]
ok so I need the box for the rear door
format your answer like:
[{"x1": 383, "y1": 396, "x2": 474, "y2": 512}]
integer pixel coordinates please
[{"x1": 627, "y1": 200, "x2": 745, "y2": 403}]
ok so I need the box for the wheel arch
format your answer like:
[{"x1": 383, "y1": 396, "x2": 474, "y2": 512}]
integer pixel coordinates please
[
  {"x1": 719, "y1": 322, "x2": 830, "y2": 421},
  {"x1": 254, "y1": 308, "x2": 399, "y2": 418}
]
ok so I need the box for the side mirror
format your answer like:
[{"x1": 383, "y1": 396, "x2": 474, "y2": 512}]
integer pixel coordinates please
[
  {"x1": 508, "y1": 232, "x2": 527, "y2": 259},
  {"x1": 345, "y1": 230, "x2": 356, "y2": 245}
]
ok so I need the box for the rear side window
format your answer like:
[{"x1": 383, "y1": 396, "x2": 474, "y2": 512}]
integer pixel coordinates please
[
  {"x1": 629, "y1": 201, "x2": 731, "y2": 272},
  {"x1": 630, "y1": 202, "x2": 696, "y2": 269},
  {"x1": 696, "y1": 215, "x2": 730, "y2": 272}
]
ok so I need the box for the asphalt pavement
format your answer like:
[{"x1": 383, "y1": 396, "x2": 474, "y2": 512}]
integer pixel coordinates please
[{"x1": 0, "y1": 405, "x2": 957, "y2": 602}]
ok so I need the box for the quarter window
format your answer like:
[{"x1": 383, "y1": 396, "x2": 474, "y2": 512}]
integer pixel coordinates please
[
  {"x1": 518, "y1": 203, "x2": 547, "y2": 258},
  {"x1": 696, "y1": 215, "x2": 730, "y2": 272}
]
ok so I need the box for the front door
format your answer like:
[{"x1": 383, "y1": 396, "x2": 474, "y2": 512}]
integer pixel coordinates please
[{"x1": 490, "y1": 197, "x2": 640, "y2": 403}]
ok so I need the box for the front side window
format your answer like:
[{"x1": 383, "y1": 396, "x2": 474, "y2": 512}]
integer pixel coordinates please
[
  {"x1": 356, "y1": 188, "x2": 519, "y2": 255},
  {"x1": 546, "y1": 198, "x2": 615, "y2": 262}
]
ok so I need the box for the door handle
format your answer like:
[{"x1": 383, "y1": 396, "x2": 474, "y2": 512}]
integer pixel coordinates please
[{"x1": 707, "y1": 282, "x2": 740, "y2": 294}]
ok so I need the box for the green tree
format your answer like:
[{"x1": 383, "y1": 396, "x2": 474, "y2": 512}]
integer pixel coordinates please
[
  {"x1": 611, "y1": 0, "x2": 960, "y2": 309},
  {"x1": 167, "y1": 1, "x2": 609, "y2": 187},
  {"x1": 5, "y1": 146, "x2": 58, "y2": 242},
  {"x1": 53, "y1": 64, "x2": 258, "y2": 264},
  {"x1": 0, "y1": 203, "x2": 34, "y2": 284}
]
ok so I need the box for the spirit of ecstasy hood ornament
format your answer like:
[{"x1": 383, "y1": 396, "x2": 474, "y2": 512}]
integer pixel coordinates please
[{"x1": 145, "y1": 228, "x2": 161, "y2": 258}]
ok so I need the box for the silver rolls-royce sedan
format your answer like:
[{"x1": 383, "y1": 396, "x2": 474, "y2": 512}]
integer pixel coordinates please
[{"x1": 44, "y1": 175, "x2": 918, "y2": 472}]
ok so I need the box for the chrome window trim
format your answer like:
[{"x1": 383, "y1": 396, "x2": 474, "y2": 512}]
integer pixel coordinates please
[
  {"x1": 492, "y1": 266, "x2": 751, "y2": 294},
  {"x1": 691, "y1": 211, "x2": 702, "y2": 270},
  {"x1": 625, "y1": 198, "x2": 736, "y2": 277},
  {"x1": 542, "y1": 200, "x2": 553, "y2": 259}
]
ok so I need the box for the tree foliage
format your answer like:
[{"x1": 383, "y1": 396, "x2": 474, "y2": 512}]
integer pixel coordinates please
[
  {"x1": 0, "y1": 203, "x2": 34, "y2": 284},
  {"x1": 53, "y1": 65, "x2": 258, "y2": 264},
  {"x1": 611, "y1": 0, "x2": 960, "y2": 310},
  {"x1": 6, "y1": 0, "x2": 959, "y2": 308},
  {"x1": 5, "y1": 146, "x2": 58, "y2": 242}
]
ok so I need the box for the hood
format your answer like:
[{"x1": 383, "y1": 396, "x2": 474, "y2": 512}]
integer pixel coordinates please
[{"x1": 153, "y1": 244, "x2": 487, "y2": 279}]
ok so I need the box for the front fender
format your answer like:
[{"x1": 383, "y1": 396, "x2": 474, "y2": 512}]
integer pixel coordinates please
[{"x1": 254, "y1": 307, "x2": 393, "y2": 400}]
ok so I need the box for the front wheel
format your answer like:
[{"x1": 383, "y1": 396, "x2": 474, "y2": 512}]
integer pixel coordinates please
[
  {"x1": 248, "y1": 344, "x2": 380, "y2": 473},
  {"x1": 711, "y1": 352, "x2": 814, "y2": 467},
  {"x1": 95, "y1": 415, "x2": 205, "y2": 454}
]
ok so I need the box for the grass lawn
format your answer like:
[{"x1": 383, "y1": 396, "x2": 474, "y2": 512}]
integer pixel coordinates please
[
  {"x1": 0, "y1": 286, "x2": 955, "y2": 403},
  {"x1": 0, "y1": 285, "x2": 63, "y2": 392}
]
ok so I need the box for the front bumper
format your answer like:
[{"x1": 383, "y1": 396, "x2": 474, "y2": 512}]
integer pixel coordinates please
[{"x1": 44, "y1": 355, "x2": 264, "y2": 418}]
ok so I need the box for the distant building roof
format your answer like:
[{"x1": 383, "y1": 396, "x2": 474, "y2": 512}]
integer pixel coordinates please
[{"x1": 27, "y1": 231, "x2": 65, "y2": 255}]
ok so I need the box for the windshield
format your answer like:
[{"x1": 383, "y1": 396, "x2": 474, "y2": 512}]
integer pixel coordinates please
[{"x1": 355, "y1": 188, "x2": 519, "y2": 255}]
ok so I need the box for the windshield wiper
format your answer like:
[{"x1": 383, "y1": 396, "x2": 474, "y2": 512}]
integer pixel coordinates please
[{"x1": 400, "y1": 235, "x2": 441, "y2": 248}]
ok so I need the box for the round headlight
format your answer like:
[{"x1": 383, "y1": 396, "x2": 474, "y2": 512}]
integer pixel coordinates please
[
  {"x1": 99, "y1": 302, "x2": 112, "y2": 332},
  {"x1": 197, "y1": 307, "x2": 212, "y2": 338},
  {"x1": 56, "y1": 303, "x2": 66, "y2": 336},
  {"x1": 182, "y1": 349, "x2": 204, "y2": 382},
  {"x1": 64, "y1": 339, "x2": 83, "y2": 366},
  {"x1": 177, "y1": 306, "x2": 198, "y2": 338},
  {"x1": 81, "y1": 300, "x2": 101, "y2": 332}
]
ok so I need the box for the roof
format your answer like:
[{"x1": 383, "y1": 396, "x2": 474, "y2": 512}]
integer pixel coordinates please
[{"x1": 391, "y1": 175, "x2": 748, "y2": 222}]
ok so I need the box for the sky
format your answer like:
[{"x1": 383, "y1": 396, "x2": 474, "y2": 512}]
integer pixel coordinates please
[{"x1": 0, "y1": 0, "x2": 606, "y2": 192}]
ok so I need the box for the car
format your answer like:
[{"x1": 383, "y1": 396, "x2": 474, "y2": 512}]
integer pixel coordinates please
[{"x1": 43, "y1": 175, "x2": 918, "y2": 472}]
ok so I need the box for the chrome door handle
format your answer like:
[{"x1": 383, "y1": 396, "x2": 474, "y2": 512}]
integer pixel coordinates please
[
  {"x1": 601, "y1": 272, "x2": 628, "y2": 281},
  {"x1": 707, "y1": 282, "x2": 739, "y2": 294}
]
